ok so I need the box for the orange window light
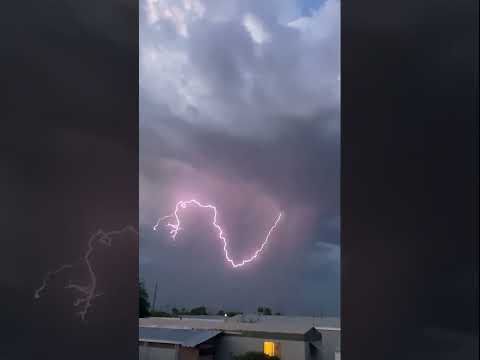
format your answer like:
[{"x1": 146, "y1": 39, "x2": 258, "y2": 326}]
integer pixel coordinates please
[{"x1": 264, "y1": 341, "x2": 276, "y2": 357}]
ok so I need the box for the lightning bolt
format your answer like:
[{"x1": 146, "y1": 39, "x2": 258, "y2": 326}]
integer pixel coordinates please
[
  {"x1": 34, "y1": 225, "x2": 138, "y2": 321},
  {"x1": 153, "y1": 200, "x2": 283, "y2": 268}
]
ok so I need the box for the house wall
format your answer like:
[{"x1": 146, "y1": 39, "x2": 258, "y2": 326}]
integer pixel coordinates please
[
  {"x1": 318, "y1": 330, "x2": 340, "y2": 360},
  {"x1": 179, "y1": 347, "x2": 199, "y2": 360},
  {"x1": 215, "y1": 335, "x2": 308, "y2": 360},
  {"x1": 138, "y1": 328, "x2": 340, "y2": 360},
  {"x1": 139, "y1": 342, "x2": 177, "y2": 360},
  {"x1": 306, "y1": 342, "x2": 320, "y2": 360}
]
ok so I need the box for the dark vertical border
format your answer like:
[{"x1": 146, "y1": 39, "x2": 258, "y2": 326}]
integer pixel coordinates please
[
  {"x1": 1, "y1": 1, "x2": 139, "y2": 359},
  {"x1": 342, "y1": 0, "x2": 478, "y2": 359}
]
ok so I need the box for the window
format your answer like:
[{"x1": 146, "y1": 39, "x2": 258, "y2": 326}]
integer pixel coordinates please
[{"x1": 263, "y1": 341, "x2": 279, "y2": 357}]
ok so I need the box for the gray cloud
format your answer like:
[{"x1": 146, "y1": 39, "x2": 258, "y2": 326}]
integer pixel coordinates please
[{"x1": 140, "y1": 0, "x2": 340, "y2": 315}]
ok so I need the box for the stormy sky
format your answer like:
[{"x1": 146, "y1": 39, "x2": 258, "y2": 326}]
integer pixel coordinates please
[{"x1": 139, "y1": 0, "x2": 340, "y2": 316}]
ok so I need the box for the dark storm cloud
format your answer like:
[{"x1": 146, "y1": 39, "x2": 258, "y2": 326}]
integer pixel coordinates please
[
  {"x1": 140, "y1": 0, "x2": 340, "y2": 315},
  {"x1": 140, "y1": 108, "x2": 339, "y2": 218}
]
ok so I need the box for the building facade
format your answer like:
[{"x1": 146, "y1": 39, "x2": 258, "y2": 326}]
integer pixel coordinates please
[{"x1": 139, "y1": 315, "x2": 340, "y2": 360}]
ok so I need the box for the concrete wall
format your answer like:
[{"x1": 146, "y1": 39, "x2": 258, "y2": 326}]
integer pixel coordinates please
[
  {"x1": 215, "y1": 335, "x2": 307, "y2": 360},
  {"x1": 139, "y1": 343, "x2": 177, "y2": 360}
]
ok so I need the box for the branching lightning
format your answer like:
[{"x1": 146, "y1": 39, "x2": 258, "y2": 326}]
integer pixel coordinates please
[
  {"x1": 35, "y1": 201, "x2": 282, "y2": 320},
  {"x1": 153, "y1": 200, "x2": 283, "y2": 268},
  {"x1": 34, "y1": 226, "x2": 137, "y2": 321}
]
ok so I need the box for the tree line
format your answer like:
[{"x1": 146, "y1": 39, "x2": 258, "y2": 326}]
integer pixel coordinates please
[{"x1": 139, "y1": 281, "x2": 281, "y2": 318}]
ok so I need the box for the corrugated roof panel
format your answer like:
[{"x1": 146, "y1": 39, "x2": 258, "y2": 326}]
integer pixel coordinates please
[{"x1": 139, "y1": 327, "x2": 221, "y2": 348}]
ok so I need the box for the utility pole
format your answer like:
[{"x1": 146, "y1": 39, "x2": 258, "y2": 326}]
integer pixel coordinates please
[{"x1": 152, "y1": 282, "x2": 158, "y2": 313}]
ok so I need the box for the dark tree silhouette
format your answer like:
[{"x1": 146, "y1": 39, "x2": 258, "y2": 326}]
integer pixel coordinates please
[
  {"x1": 139, "y1": 280, "x2": 150, "y2": 318},
  {"x1": 190, "y1": 306, "x2": 208, "y2": 315},
  {"x1": 217, "y1": 310, "x2": 242, "y2": 317},
  {"x1": 257, "y1": 306, "x2": 272, "y2": 315},
  {"x1": 150, "y1": 310, "x2": 171, "y2": 317},
  {"x1": 234, "y1": 352, "x2": 279, "y2": 360}
]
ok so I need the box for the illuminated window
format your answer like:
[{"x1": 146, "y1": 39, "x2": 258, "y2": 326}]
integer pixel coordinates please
[{"x1": 263, "y1": 341, "x2": 279, "y2": 357}]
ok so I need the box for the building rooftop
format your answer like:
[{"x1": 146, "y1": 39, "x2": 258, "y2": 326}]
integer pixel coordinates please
[
  {"x1": 139, "y1": 315, "x2": 340, "y2": 335},
  {"x1": 139, "y1": 327, "x2": 221, "y2": 348}
]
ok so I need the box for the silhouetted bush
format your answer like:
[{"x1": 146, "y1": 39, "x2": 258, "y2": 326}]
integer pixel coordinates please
[{"x1": 233, "y1": 352, "x2": 279, "y2": 360}]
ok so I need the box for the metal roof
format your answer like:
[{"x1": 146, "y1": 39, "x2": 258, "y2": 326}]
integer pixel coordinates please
[
  {"x1": 139, "y1": 327, "x2": 221, "y2": 348},
  {"x1": 139, "y1": 315, "x2": 340, "y2": 335}
]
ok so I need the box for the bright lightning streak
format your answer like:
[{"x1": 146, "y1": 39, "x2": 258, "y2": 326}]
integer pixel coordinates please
[
  {"x1": 34, "y1": 225, "x2": 137, "y2": 321},
  {"x1": 153, "y1": 200, "x2": 283, "y2": 268}
]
